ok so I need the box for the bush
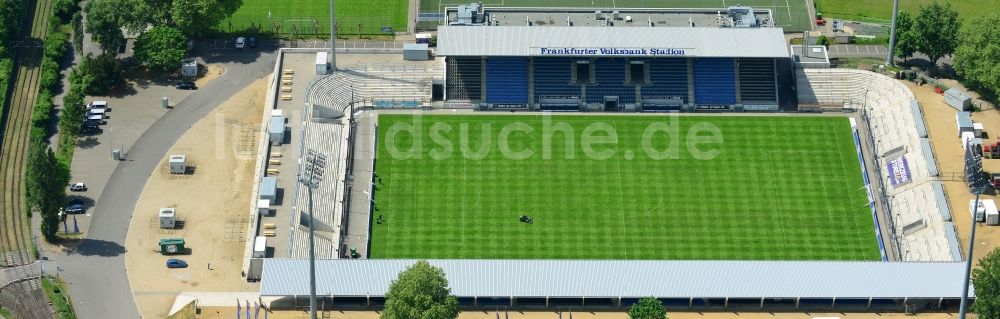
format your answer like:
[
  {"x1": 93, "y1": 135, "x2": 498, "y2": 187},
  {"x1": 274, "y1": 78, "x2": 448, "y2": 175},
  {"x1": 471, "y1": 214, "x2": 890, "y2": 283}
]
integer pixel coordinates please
[
  {"x1": 53, "y1": 0, "x2": 79, "y2": 24},
  {"x1": 71, "y1": 12, "x2": 83, "y2": 54},
  {"x1": 817, "y1": 35, "x2": 830, "y2": 46},
  {"x1": 78, "y1": 53, "x2": 123, "y2": 95}
]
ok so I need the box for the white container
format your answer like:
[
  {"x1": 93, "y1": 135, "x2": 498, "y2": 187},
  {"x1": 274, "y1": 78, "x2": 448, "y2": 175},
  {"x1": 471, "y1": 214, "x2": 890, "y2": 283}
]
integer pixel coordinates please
[
  {"x1": 159, "y1": 208, "x2": 176, "y2": 229},
  {"x1": 970, "y1": 199, "x2": 986, "y2": 222},
  {"x1": 253, "y1": 236, "x2": 267, "y2": 258},
  {"x1": 974, "y1": 123, "x2": 984, "y2": 137},
  {"x1": 315, "y1": 52, "x2": 328, "y2": 75},
  {"x1": 985, "y1": 200, "x2": 999, "y2": 225},
  {"x1": 989, "y1": 210, "x2": 1000, "y2": 226},
  {"x1": 169, "y1": 155, "x2": 186, "y2": 174}
]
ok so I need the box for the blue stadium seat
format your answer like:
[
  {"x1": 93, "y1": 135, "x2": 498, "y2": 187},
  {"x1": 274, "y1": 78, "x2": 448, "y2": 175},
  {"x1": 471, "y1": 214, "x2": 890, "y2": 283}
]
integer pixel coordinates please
[
  {"x1": 586, "y1": 59, "x2": 635, "y2": 103},
  {"x1": 533, "y1": 58, "x2": 581, "y2": 101},
  {"x1": 486, "y1": 57, "x2": 529, "y2": 104},
  {"x1": 643, "y1": 58, "x2": 689, "y2": 102},
  {"x1": 693, "y1": 58, "x2": 737, "y2": 105}
]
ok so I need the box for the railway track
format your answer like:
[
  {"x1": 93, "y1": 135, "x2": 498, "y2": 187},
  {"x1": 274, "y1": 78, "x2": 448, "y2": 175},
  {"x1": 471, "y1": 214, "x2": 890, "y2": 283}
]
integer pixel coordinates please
[{"x1": 0, "y1": 0, "x2": 59, "y2": 317}]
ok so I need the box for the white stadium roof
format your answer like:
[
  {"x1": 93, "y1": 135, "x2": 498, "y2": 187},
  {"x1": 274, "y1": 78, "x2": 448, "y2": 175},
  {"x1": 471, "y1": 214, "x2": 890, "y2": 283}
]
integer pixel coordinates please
[
  {"x1": 261, "y1": 259, "x2": 971, "y2": 299},
  {"x1": 436, "y1": 26, "x2": 791, "y2": 58}
]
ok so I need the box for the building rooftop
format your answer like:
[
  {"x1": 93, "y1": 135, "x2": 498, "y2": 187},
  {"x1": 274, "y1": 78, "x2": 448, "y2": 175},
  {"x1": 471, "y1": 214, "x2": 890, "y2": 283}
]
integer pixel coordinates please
[
  {"x1": 446, "y1": 6, "x2": 775, "y2": 28},
  {"x1": 436, "y1": 26, "x2": 790, "y2": 58},
  {"x1": 261, "y1": 259, "x2": 973, "y2": 299}
]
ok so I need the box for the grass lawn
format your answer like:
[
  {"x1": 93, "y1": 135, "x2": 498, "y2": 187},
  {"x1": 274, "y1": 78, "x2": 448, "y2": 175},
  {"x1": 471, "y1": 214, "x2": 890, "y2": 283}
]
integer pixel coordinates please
[
  {"x1": 222, "y1": 0, "x2": 408, "y2": 35},
  {"x1": 42, "y1": 276, "x2": 77, "y2": 319},
  {"x1": 371, "y1": 115, "x2": 880, "y2": 260},
  {"x1": 420, "y1": 0, "x2": 812, "y2": 32},
  {"x1": 815, "y1": 0, "x2": 1000, "y2": 21}
]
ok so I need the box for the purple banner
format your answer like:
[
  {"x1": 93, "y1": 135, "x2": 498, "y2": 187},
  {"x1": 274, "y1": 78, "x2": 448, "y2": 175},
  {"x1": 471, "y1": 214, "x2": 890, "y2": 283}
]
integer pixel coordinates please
[{"x1": 886, "y1": 156, "x2": 912, "y2": 186}]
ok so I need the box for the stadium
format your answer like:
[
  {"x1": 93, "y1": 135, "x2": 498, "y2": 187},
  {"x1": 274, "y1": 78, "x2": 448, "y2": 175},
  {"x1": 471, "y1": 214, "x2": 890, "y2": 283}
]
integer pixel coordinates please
[{"x1": 244, "y1": 3, "x2": 971, "y2": 314}]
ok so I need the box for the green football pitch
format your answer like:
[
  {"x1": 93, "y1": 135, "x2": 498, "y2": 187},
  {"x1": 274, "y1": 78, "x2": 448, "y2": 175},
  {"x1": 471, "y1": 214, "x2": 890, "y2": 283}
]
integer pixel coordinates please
[
  {"x1": 370, "y1": 115, "x2": 881, "y2": 261},
  {"x1": 421, "y1": 0, "x2": 812, "y2": 32},
  {"x1": 814, "y1": 0, "x2": 1000, "y2": 22},
  {"x1": 221, "y1": 0, "x2": 408, "y2": 35}
]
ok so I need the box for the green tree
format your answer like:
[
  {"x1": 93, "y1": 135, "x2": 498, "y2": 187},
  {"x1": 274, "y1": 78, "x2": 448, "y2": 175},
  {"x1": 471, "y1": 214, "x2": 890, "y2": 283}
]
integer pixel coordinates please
[
  {"x1": 628, "y1": 297, "x2": 667, "y2": 319},
  {"x1": 71, "y1": 11, "x2": 83, "y2": 54},
  {"x1": 26, "y1": 141, "x2": 68, "y2": 241},
  {"x1": 53, "y1": 0, "x2": 79, "y2": 23},
  {"x1": 167, "y1": 0, "x2": 241, "y2": 37},
  {"x1": 893, "y1": 10, "x2": 919, "y2": 62},
  {"x1": 381, "y1": 261, "x2": 459, "y2": 319},
  {"x1": 134, "y1": 26, "x2": 186, "y2": 71},
  {"x1": 974, "y1": 246, "x2": 1000, "y2": 318},
  {"x1": 954, "y1": 14, "x2": 1000, "y2": 99},
  {"x1": 817, "y1": 35, "x2": 830, "y2": 46},
  {"x1": 85, "y1": 0, "x2": 146, "y2": 53},
  {"x1": 78, "y1": 53, "x2": 123, "y2": 95},
  {"x1": 914, "y1": 0, "x2": 960, "y2": 66}
]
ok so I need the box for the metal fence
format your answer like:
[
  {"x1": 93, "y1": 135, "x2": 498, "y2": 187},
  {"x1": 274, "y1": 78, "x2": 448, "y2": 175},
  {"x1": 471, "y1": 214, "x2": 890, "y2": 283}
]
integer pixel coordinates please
[{"x1": 219, "y1": 15, "x2": 399, "y2": 36}]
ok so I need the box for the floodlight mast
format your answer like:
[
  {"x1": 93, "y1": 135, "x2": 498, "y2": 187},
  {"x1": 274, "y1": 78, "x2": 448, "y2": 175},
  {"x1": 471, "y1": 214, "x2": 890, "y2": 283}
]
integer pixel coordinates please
[
  {"x1": 960, "y1": 148, "x2": 990, "y2": 319},
  {"x1": 886, "y1": 0, "x2": 900, "y2": 66},
  {"x1": 330, "y1": 0, "x2": 336, "y2": 69},
  {"x1": 300, "y1": 149, "x2": 325, "y2": 319}
]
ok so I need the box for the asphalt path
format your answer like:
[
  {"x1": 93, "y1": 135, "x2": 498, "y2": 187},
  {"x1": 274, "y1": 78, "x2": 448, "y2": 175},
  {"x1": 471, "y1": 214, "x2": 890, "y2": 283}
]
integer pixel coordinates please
[{"x1": 48, "y1": 49, "x2": 276, "y2": 319}]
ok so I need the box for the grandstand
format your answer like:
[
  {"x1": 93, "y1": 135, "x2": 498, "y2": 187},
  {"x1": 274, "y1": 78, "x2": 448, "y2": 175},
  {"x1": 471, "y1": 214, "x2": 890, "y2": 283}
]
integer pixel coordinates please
[
  {"x1": 437, "y1": 6, "x2": 797, "y2": 111},
  {"x1": 797, "y1": 68, "x2": 960, "y2": 262}
]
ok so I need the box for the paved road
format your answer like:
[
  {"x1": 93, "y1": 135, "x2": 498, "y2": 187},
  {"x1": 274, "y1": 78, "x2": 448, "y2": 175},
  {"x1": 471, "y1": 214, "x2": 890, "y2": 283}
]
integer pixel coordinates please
[{"x1": 44, "y1": 49, "x2": 277, "y2": 319}]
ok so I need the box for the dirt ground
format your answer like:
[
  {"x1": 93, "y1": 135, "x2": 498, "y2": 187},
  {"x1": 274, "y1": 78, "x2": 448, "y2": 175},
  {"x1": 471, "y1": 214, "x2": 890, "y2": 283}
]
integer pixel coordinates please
[
  {"x1": 194, "y1": 308, "x2": 966, "y2": 319},
  {"x1": 196, "y1": 64, "x2": 225, "y2": 88},
  {"x1": 908, "y1": 80, "x2": 1000, "y2": 266},
  {"x1": 125, "y1": 76, "x2": 269, "y2": 319}
]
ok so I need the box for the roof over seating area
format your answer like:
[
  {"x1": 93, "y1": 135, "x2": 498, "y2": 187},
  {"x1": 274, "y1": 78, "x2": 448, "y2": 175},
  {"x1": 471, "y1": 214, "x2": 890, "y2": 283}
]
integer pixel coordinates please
[
  {"x1": 261, "y1": 259, "x2": 971, "y2": 299},
  {"x1": 436, "y1": 26, "x2": 790, "y2": 58}
]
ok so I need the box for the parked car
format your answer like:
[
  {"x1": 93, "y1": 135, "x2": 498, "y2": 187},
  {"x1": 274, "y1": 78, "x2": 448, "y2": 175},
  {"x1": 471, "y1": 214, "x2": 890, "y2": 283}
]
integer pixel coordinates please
[
  {"x1": 166, "y1": 259, "x2": 188, "y2": 268},
  {"x1": 80, "y1": 125, "x2": 102, "y2": 134},
  {"x1": 248, "y1": 37, "x2": 257, "y2": 48},
  {"x1": 70, "y1": 182, "x2": 87, "y2": 192},
  {"x1": 235, "y1": 37, "x2": 246, "y2": 49},
  {"x1": 87, "y1": 107, "x2": 107, "y2": 118},
  {"x1": 65, "y1": 204, "x2": 84, "y2": 214},
  {"x1": 87, "y1": 100, "x2": 107, "y2": 110},
  {"x1": 175, "y1": 81, "x2": 197, "y2": 90}
]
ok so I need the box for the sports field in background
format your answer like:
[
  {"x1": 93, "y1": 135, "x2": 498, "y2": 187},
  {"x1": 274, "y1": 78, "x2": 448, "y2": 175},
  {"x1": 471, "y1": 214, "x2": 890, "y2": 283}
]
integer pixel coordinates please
[
  {"x1": 815, "y1": 0, "x2": 1000, "y2": 21},
  {"x1": 371, "y1": 115, "x2": 880, "y2": 260},
  {"x1": 422, "y1": 0, "x2": 812, "y2": 32},
  {"x1": 221, "y1": 0, "x2": 408, "y2": 35}
]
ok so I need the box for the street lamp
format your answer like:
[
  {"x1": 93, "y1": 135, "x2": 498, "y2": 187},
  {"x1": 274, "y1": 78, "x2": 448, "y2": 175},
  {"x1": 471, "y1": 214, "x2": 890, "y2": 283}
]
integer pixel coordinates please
[
  {"x1": 959, "y1": 142, "x2": 991, "y2": 319},
  {"x1": 299, "y1": 148, "x2": 326, "y2": 319}
]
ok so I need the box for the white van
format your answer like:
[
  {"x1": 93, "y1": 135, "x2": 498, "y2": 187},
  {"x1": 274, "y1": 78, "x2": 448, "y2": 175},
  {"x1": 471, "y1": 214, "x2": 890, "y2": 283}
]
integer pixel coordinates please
[
  {"x1": 88, "y1": 108, "x2": 107, "y2": 118},
  {"x1": 87, "y1": 100, "x2": 108, "y2": 110}
]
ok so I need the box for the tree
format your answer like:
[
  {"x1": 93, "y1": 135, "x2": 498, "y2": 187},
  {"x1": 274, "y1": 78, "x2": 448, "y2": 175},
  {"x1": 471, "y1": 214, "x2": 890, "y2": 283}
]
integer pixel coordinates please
[
  {"x1": 914, "y1": 0, "x2": 960, "y2": 66},
  {"x1": 78, "y1": 53, "x2": 123, "y2": 95},
  {"x1": 816, "y1": 35, "x2": 830, "y2": 46},
  {"x1": 628, "y1": 297, "x2": 667, "y2": 319},
  {"x1": 974, "y1": 246, "x2": 1000, "y2": 318},
  {"x1": 169, "y1": 0, "x2": 241, "y2": 37},
  {"x1": 25, "y1": 140, "x2": 68, "y2": 241},
  {"x1": 85, "y1": 0, "x2": 147, "y2": 53},
  {"x1": 381, "y1": 261, "x2": 459, "y2": 319},
  {"x1": 71, "y1": 11, "x2": 83, "y2": 54},
  {"x1": 954, "y1": 14, "x2": 1000, "y2": 98},
  {"x1": 893, "y1": 10, "x2": 919, "y2": 62},
  {"x1": 53, "y1": 0, "x2": 79, "y2": 23},
  {"x1": 134, "y1": 26, "x2": 186, "y2": 71}
]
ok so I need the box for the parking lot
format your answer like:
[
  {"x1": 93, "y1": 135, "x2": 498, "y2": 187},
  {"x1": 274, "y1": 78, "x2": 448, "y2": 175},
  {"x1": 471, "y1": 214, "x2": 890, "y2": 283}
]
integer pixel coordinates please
[{"x1": 63, "y1": 68, "x2": 221, "y2": 235}]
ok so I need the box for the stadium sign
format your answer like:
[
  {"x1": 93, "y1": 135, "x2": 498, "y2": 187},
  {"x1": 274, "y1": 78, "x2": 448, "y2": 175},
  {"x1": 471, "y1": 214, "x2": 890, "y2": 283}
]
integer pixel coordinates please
[
  {"x1": 492, "y1": 103, "x2": 528, "y2": 109},
  {"x1": 533, "y1": 47, "x2": 695, "y2": 57},
  {"x1": 886, "y1": 156, "x2": 912, "y2": 186}
]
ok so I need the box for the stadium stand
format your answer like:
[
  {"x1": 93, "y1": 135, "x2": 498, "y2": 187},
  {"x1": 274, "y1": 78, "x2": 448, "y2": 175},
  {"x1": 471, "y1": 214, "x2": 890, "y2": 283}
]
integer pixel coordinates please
[
  {"x1": 533, "y1": 58, "x2": 583, "y2": 110},
  {"x1": 586, "y1": 59, "x2": 635, "y2": 105},
  {"x1": 737, "y1": 58, "x2": 778, "y2": 104},
  {"x1": 446, "y1": 57, "x2": 482, "y2": 100},
  {"x1": 798, "y1": 69, "x2": 960, "y2": 262},
  {"x1": 644, "y1": 59, "x2": 689, "y2": 102},
  {"x1": 693, "y1": 58, "x2": 737, "y2": 105},
  {"x1": 485, "y1": 57, "x2": 530, "y2": 104}
]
